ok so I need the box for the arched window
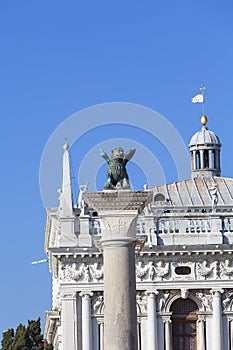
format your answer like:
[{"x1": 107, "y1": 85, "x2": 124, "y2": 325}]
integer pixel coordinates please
[{"x1": 171, "y1": 298, "x2": 198, "y2": 350}]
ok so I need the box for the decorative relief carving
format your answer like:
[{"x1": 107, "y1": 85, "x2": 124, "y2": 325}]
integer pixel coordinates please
[
  {"x1": 220, "y1": 259, "x2": 233, "y2": 279},
  {"x1": 222, "y1": 291, "x2": 233, "y2": 311},
  {"x1": 136, "y1": 292, "x2": 147, "y2": 314},
  {"x1": 58, "y1": 255, "x2": 230, "y2": 285},
  {"x1": 195, "y1": 291, "x2": 212, "y2": 311},
  {"x1": 99, "y1": 215, "x2": 138, "y2": 237},
  {"x1": 136, "y1": 261, "x2": 148, "y2": 281},
  {"x1": 92, "y1": 295, "x2": 104, "y2": 314},
  {"x1": 89, "y1": 263, "x2": 104, "y2": 281},
  {"x1": 157, "y1": 291, "x2": 170, "y2": 312},
  {"x1": 53, "y1": 291, "x2": 62, "y2": 311},
  {"x1": 135, "y1": 260, "x2": 170, "y2": 281},
  {"x1": 196, "y1": 260, "x2": 218, "y2": 280},
  {"x1": 59, "y1": 260, "x2": 103, "y2": 283}
]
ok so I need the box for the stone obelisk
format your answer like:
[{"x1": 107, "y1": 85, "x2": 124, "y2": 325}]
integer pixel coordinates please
[{"x1": 85, "y1": 191, "x2": 151, "y2": 350}]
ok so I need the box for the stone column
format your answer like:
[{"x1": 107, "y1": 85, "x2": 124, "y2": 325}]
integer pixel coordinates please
[
  {"x1": 200, "y1": 150, "x2": 204, "y2": 169},
  {"x1": 146, "y1": 291, "x2": 159, "y2": 350},
  {"x1": 211, "y1": 289, "x2": 224, "y2": 350},
  {"x1": 99, "y1": 321, "x2": 104, "y2": 350},
  {"x1": 197, "y1": 314, "x2": 206, "y2": 350},
  {"x1": 61, "y1": 292, "x2": 78, "y2": 350},
  {"x1": 79, "y1": 292, "x2": 93, "y2": 350},
  {"x1": 163, "y1": 316, "x2": 172, "y2": 350},
  {"x1": 209, "y1": 150, "x2": 213, "y2": 169},
  {"x1": 229, "y1": 318, "x2": 233, "y2": 350},
  {"x1": 85, "y1": 191, "x2": 151, "y2": 350}
]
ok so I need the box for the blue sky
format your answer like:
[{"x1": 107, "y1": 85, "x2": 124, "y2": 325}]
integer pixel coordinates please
[{"x1": 0, "y1": 0, "x2": 233, "y2": 337}]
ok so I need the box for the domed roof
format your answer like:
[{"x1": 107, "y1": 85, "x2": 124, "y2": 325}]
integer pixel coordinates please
[{"x1": 189, "y1": 126, "x2": 221, "y2": 147}]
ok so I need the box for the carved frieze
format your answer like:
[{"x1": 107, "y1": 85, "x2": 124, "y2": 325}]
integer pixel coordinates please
[
  {"x1": 136, "y1": 260, "x2": 170, "y2": 282},
  {"x1": 59, "y1": 259, "x2": 103, "y2": 283},
  {"x1": 196, "y1": 260, "x2": 218, "y2": 280},
  {"x1": 57, "y1": 254, "x2": 232, "y2": 284},
  {"x1": 220, "y1": 259, "x2": 233, "y2": 279}
]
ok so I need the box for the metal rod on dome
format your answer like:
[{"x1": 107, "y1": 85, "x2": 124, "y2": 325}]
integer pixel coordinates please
[{"x1": 200, "y1": 82, "x2": 206, "y2": 116}]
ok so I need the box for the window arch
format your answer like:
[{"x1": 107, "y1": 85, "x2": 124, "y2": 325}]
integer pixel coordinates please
[{"x1": 171, "y1": 298, "x2": 198, "y2": 350}]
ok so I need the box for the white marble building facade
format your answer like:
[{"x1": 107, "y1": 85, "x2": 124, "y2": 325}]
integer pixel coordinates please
[{"x1": 44, "y1": 120, "x2": 233, "y2": 350}]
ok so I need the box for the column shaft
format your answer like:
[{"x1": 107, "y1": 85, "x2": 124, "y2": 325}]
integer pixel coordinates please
[
  {"x1": 200, "y1": 150, "x2": 204, "y2": 169},
  {"x1": 212, "y1": 290, "x2": 223, "y2": 350},
  {"x1": 84, "y1": 192, "x2": 151, "y2": 350},
  {"x1": 198, "y1": 317, "x2": 206, "y2": 350},
  {"x1": 147, "y1": 292, "x2": 158, "y2": 350},
  {"x1": 209, "y1": 150, "x2": 213, "y2": 168},
  {"x1": 164, "y1": 319, "x2": 172, "y2": 350},
  {"x1": 100, "y1": 322, "x2": 104, "y2": 350},
  {"x1": 80, "y1": 292, "x2": 93, "y2": 350},
  {"x1": 103, "y1": 241, "x2": 138, "y2": 350},
  {"x1": 230, "y1": 319, "x2": 233, "y2": 350}
]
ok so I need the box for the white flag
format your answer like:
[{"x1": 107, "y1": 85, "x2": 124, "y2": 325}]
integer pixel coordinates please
[{"x1": 191, "y1": 94, "x2": 204, "y2": 103}]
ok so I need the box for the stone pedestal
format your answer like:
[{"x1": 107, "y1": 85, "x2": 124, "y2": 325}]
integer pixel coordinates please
[{"x1": 85, "y1": 191, "x2": 152, "y2": 350}]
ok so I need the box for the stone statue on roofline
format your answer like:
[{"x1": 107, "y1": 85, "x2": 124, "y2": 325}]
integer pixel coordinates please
[{"x1": 100, "y1": 146, "x2": 136, "y2": 190}]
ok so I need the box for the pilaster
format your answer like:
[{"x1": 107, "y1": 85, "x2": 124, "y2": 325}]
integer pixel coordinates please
[{"x1": 61, "y1": 292, "x2": 78, "y2": 350}]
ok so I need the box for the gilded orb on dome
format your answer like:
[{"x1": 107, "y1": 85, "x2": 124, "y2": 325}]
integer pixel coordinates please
[{"x1": 201, "y1": 115, "x2": 208, "y2": 125}]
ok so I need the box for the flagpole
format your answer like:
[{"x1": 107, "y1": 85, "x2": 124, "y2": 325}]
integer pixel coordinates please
[{"x1": 200, "y1": 82, "x2": 206, "y2": 115}]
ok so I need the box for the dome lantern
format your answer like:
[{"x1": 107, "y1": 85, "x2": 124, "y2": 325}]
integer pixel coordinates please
[{"x1": 189, "y1": 116, "x2": 221, "y2": 179}]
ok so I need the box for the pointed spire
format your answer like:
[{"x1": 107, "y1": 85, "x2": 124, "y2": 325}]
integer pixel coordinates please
[{"x1": 60, "y1": 142, "x2": 73, "y2": 217}]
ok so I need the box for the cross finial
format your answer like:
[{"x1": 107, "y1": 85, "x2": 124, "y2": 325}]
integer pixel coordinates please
[{"x1": 200, "y1": 82, "x2": 206, "y2": 94}]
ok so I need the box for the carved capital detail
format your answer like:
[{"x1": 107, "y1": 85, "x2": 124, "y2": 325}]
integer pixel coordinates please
[
  {"x1": 61, "y1": 292, "x2": 77, "y2": 300},
  {"x1": 79, "y1": 291, "x2": 94, "y2": 299}
]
